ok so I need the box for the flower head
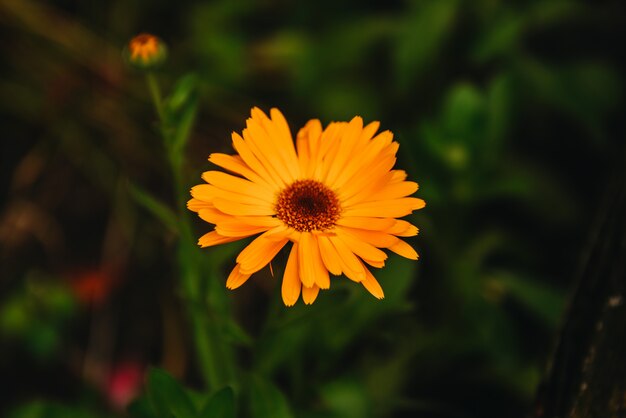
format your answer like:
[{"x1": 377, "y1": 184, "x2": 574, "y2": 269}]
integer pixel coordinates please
[
  {"x1": 123, "y1": 33, "x2": 167, "y2": 70},
  {"x1": 188, "y1": 108, "x2": 425, "y2": 306}
]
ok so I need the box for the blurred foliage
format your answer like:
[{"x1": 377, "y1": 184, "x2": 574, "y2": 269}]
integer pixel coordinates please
[
  {"x1": 0, "y1": 0, "x2": 623, "y2": 417},
  {"x1": 0, "y1": 272, "x2": 76, "y2": 360}
]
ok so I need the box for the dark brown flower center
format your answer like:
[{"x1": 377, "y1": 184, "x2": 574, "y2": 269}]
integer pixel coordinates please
[{"x1": 275, "y1": 179, "x2": 341, "y2": 232}]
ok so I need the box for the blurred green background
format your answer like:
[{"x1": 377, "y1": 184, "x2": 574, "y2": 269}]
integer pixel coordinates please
[{"x1": 0, "y1": 0, "x2": 624, "y2": 417}]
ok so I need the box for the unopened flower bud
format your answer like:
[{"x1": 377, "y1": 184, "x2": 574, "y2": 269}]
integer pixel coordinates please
[{"x1": 123, "y1": 33, "x2": 167, "y2": 70}]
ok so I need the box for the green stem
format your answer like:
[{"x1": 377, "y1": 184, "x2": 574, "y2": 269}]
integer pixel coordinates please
[
  {"x1": 180, "y1": 257, "x2": 221, "y2": 390},
  {"x1": 145, "y1": 72, "x2": 231, "y2": 392},
  {"x1": 146, "y1": 72, "x2": 165, "y2": 121}
]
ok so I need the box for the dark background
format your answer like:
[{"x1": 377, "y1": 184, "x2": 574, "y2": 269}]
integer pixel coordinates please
[{"x1": 0, "y1": 0, "x2": 624, "y2": 417}]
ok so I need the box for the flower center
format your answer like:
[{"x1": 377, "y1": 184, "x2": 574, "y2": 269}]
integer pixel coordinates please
[{"x1": 275, "y1": 179, "x2": 341, "y2": 232}]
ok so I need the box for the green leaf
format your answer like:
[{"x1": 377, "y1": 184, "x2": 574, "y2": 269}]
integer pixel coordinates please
[
  {"x1": 171, "y1": 96, "x2": 198, "y2": 153},
  {"x1": 248, "y1": 375, "x2": 293, "y2": 418},
  {"x1": 160, "y1": 73, "x2": 199, "y2": 158},
  {"x1": 166, "y1": 74, "x2": 198, "y2": 113},
  {"x1": 127, "y1": 181, "x2": 178, "y2": 233},
  {"x1": 128, "y1": 396, "x2": 158, "y2": 418},
  {"x1": 147, "y1": 368, "x2": 197, "y2": 418},
  {"x1": 199, "y1": 387, "x2": 235, "y2": 418}
]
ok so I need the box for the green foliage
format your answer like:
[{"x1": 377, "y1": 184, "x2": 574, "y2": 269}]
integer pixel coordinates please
[
  {"x1": 127, "y1": 368, "x2": 237, "y2": 418},
  {"x1": 146, "y1": 368, "x2": 197, "y2": 418},
  {"x1": 394, "y1": 0, "x2": 458, "y2": 90},
  {"x1": 0, "y1": 274, "x2": 76, "y2": 360},
  {"x1": 247, "y1": 374, "x2": 294, "y2": 418},
  {"x1": 165, "y1": 74, "x2": 200, "y2": 153},
  {"x1": 199, "y1": 387, "x2": 236, "y2": 418}
]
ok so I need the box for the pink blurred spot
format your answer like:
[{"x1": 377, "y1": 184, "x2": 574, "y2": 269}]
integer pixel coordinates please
[{"x1": 107, "y1": 361, "x2": 143, "y2": 410}]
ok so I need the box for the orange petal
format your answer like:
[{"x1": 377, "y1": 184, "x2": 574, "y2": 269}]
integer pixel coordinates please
[
  {"x1": 317, "y1": 235, "x2": 342, "y2": 276},
  {"x1": 324, "y1": 117, "x2": 363, "y2": 186},
  {"x1": 237, "y1": 232, "x2": 289, "y2": 275},
  {"x1": 358, "y1": 121, "x2": 380, "y2": 146},
  {"x1": 233, "y1": 216, "x2": 282, "y2": 228},
  {"x1": 298, "y1": 233, "x2": 316, "y2": 287},
  {"x1": 338, "y1": 227, "x2": 397, "y2": 248},
  {"x1": 264, "y1": 224, "x2": 293, "y2": 240},
  {"x1": 282, "y1": 243, "x2": 301, "y2": 306},
  {"x1": 190, "y1": 184, "x2": 213, "y2": 201},
  {"x1": 318, "y1": 122, "x2": 349, "y2": 181},
  {"x1": 208, "y1": 153, "x2": 273, "y2": 188},
  {"x1": 302, "y1": 284, "x2": 320, "y2": 305},
  {"x1": 342, "y1": 197, "x2": 425, "y2": 218},
  {"x1": 296, "y1": 119, "x2": 323, "y2": 177},
  {"x1": 318, "y1": 122, "x2": 348, "y2": 161},
  {"x1": 387, "y1": 220, "x2": 419, "y2": 237},
  {"x1": 360, "y1": 181, "x2": 419, "y2": 203},
  {"x1": 226, "y1": 264, "x2": 251, "y2": 289},
  {"x1": 360, "y1": 263, "x2": 385, "y2": 299},
  {"x1": 187, "y1": 198, "x2": 214, "y2": 212},
  {"x1": 328, "y1": 235, "x2": 365, "y2": 282},
  {"x1": 312, "y1": 235, "x2": 330, "y2": 289},
  {"x1": 391, "y1": 170, "x2": 407, "y2": 182},
  {"x1": 338, "y1": 154, "x2": 397, "y2": 201},
  {"x1": 340, "y1": 169, "x2": 396, "y2": 207},
  {"x1": 333, "y1": 131, "x2": 395, "y2": 190},
  {"x1": 336, "y1": 217, "x2": 396, "y2": 231},
  {"x1": 335, "y1": 228, "x2": 388, "y2": 262},
  {"x1": 215, "y1": 222, "x2": 269, "y2": 237},
  {"x1": 250, "y1": 109, "x2": 300, "y2": 181},
  {"x1": 362, "y1": 258, "x2": 385, "y2": 268},
  {"x1": 270, "y1": 108, "x2": 297, "y2": 158},
  {"x1": 198, "y1": 231, "x2": 241, "y2": 248},
  {"x1": 388, "y1": 239, "x2": 419, "y2": 260},
  {"x1": 206, "y1": 185, "x2": 270, "y2": 207},
  {"x1": 213, "y1": 198, "x2": 275, "y2": 217},
  {"x1": 246, "y1": 116, "x2": 297, "y2": 183},
  {"x1": 242, "y1": 128, "x2": 290, "y2": 187},
  {"x1": 232, "y1": 132, "x2": 283, "y2": 188},
  {"x1": 202, "y1": 171, "x2": 274, "y2": 202},
  {"x1": 198, "y1": 208, "x2": 232, "y2": 225}
]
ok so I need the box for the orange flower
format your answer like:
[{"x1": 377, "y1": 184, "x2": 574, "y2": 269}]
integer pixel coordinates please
[
  {"x1": 188, "y1": 108, "x2": 424, "y2": 306},
  {"x1": 124, "y1": 33, "x2": 167, "y2": 69}
]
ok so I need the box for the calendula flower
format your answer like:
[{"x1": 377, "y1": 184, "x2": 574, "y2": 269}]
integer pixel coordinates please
[
  {"x1": 188, "y1": 108, "x2": 424, "y2": 306},
  {"x1": 123, "y1": 33, "x2": 167, "y2": 70}
]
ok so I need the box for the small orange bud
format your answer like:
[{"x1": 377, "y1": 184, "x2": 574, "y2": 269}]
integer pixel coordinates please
[{"x1": 123, "y1": 33, "x2": 167, "y2": 70}]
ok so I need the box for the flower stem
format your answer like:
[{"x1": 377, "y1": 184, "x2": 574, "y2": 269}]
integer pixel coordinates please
[
  {"x1": 146, "y1": 72, "x2": 165, "y2": 121},
  {"x1": 144, "y1": 72, "x2": 229, "y2": 392}
]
